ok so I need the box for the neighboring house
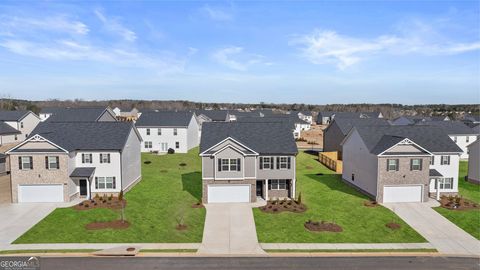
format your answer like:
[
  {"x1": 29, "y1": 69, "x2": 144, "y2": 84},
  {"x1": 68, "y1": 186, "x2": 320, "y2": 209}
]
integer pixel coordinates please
[
  {"x1": 297, "y1": 111, "x2": 313, "y2": 124},
  {"x1": 316, "y1": 111, "x2": 383, "y2": 125},
  {"x1": 200, "y1": 122, "x2": 298, "y2": 203},
  {"x1": 341, "y1": 125, "x2": 462, "y2": 203},
  {"x1": 194, "y1": 110, "x2": 230, "y2": 138},
  {"x1": 431, "y1": 115, "x2": 450, "y2": 121},
  {"x1": 390, "y1": 116, "x2": 436, "y2": 125},
  {"x1": 136, "y1": 111, "x2": 199, "y2": 153},
  {"x1": 236, "y1": 115, "x2": 306, "y2": 139},
  {"x1": 0, "y1": 122, "x2": 21, "y2": 145},
  {"x1": 472, "y1": 124, "x2": 480, "y2": 135},
  {"x1": 0, "y1": 153, "x2": 6, "y2": 175},
  {"x1": 44, "y1": 107, "x2": 117, "y2": 122},
  {"x1": 112, "y1": 107, "x2": 140, "y2": 122},
  {"x1": 416, "y1": 121, "x2": 477, "y2": 159},
  {"x1": 467, "y1": 140, "x2": 479, "y2": 184},
  {"x1": 6, "y1": 122, "x2": 142, "y2": 203},
  {"x1": 0, "y1": 110, "x2": 40, "y2": 141},
  {"x1": 323, "y1": 118, "x2": 390, "y2": 155},
  {"x1": 463, "y1": 114, "x2": 480, "y2": 128}
]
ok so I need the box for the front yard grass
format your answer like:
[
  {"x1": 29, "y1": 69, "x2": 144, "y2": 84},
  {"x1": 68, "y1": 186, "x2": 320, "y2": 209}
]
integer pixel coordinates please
[
  {"x1": 253, "y1": 151, "x2": 426, "y2": 243},
  {"x1": 434, "y1": 161, "x2": 480, "y2": 239},
  {"x1": 14, "y1": 149, "x2": 206, "y2": 243}
]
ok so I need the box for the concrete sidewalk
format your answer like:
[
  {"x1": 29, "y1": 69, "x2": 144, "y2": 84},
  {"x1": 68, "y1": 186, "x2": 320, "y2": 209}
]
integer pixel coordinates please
[{"x1": 383, "y1": 201, "x2": 480, "y2": 256}]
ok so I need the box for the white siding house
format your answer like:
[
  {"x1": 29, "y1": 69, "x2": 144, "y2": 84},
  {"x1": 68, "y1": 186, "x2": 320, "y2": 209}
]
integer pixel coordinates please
[{"x1": 0, "y1": 111, "x2": 40, "y2": 141}]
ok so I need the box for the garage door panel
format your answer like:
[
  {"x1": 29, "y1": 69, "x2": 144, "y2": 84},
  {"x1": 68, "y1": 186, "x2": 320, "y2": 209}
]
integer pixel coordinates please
[
  {"x1": 208, "y1": 185, "x2": 250, "y2": 203},
  {"x1": 383, "y1": 185, "x2": 422, "y2": 203},
  {"x1": 19, "y1": 184, "x2": 64, "y2": 203}
]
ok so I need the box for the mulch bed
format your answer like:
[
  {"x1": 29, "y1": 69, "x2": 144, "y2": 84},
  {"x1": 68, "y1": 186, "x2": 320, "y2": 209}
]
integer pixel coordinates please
[
  {"x1": 305, "y1": 166, "x2": 314, "y2": 170},
  {"x1": 304, "y1": 220, "x2": 343, "y2": 233},
  {"x1": 176, "y1": 224, "x2": 188, "y2": 231},
  {"x1": 86, "y1": 220, "x2": 130, "y2": 230},
  {"x1": 74, "y1": 197, "x2": 127, "y2": 211},
  {"x1": 386, "y1": 222, "x2": 401, "y2": 230},
  {"x1": 363, "y1": 200, "x2": 379, "y2": 207},
  {"x1": 191, "y1": 202, "x2": 204, "y2": 208},
  {"x1": 439, "y1": 196, "x2": 479, "y2": 211},
  {"x1": 259, "y1": 200, "x2": 307, "y2": 214}
]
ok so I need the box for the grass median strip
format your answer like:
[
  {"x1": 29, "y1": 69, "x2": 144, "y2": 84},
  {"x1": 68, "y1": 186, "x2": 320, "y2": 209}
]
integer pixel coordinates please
[
  {"x1": 0, "y1": 249, "x2": 99, "y2": 254},
  {"x1": 265, "y1": 249, "x2": 438, "y2": 253}
]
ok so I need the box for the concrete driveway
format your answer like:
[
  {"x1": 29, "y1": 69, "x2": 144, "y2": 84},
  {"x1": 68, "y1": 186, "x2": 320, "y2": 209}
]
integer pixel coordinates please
[
  {"x1": 384, "y1": 201, "x2": 480, "y2": 256},
  {"x1": 198, "y1": 203, "x2": 265, "y2": 255},
  {"x1": 0, "y1": 203, "x2": 59, "y2": 248}
]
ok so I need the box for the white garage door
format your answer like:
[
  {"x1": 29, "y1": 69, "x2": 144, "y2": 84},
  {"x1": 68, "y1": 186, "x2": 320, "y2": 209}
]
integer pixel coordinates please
[
  {"x1": 208, "y1": 185, "x2": 250, "y2": 203},
  {"x1": 383, "y1": 185, "x2": 423, "y2": 203},
  {"x1": 18, "y1": 184, "x2": 64, "y2": 203}
]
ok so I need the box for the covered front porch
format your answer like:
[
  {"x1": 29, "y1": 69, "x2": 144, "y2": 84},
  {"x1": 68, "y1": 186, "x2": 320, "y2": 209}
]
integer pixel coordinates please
[
  {"x1": 70, "y1": 167, "x2": 96, "y2": 200},
  {"x1": 429, "y1": 169, "x2": 456, "y2": 200},
  {"x1": 256, "y1": 179, "x2": 296, "y2": 201}
]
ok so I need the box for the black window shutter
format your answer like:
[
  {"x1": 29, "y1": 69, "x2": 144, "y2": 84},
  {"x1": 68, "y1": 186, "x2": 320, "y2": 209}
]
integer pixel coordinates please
[
  {"x1": 45, "y1": 156, "x2": 48, "y2": 169},
  {"x1": 113, "y1": 177, "x2": 116, "y2": 189},
  {"x1": 410, "y1": 159, "x2": 413, "y2": 171},
  {"x1": 276, "y1": 157, "x2": 280, "y2": 169},
  {"x1": 218, "y1": 159, "x2": 222, "y2": 172},
  {"x1": 270, "y1": 157, "x2": 274, "y2": 170},
  {"x1": 107, "y1": 154, "x2": 111, "y2": 163},
  {"x1": 100, "y1": 154, "x2": 103, "y2": 164},
  {"x1": 95, "y1": 177, "x2": 98, "y2": 189},
  {"x1": 259, "y1": 157, "x2": 263, "y2": 169},
  {"x1": 237, "y1": 158, "x2": 241, "y2": 171},
  {"x1": 419, "y1": 159, "x2": 422, "y2": 170},
  {"x1": 18, "y1": 157, "x2": 22, "y2": 170},
  {"x1": 82, "y1": 154, "x2": 85, "y2": 163},
  {"x1": 447, "y1": 156, "x2": 450, "y2": 165},
  {"x1": 396, "y1": 159, "x2": 399, "y2": 171},
  {"x1": 287, "y1": 157, "x2": 291, "y2": 169},
  {"x1": 386, "y1": 159, "x2": 389, "y2": 171},
  {"x1": 89, "y1": 154, "x2": 92, "y2": 163},
  {"x1": 29, "y1": 156, "x2": 33, "y2": 170}
]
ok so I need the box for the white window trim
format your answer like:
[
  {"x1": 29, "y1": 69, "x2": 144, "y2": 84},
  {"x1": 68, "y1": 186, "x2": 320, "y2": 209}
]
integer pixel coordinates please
[
  {"x1": 21, "y1": 156, "x2": 31, "y2": 170},
  {"x1": 270, "y1": 179, "x2": 287, "y2": 190},
  {"x1": 278, "y1": 157, "x2": 289, "y2": 170},
  {"x1": 411, "y1": 159, "x2": 421, "y2": 171},
  {"x1": 220, "y1": 158, "x2": 238, "y2": 171},
  {"x1": 97, "y1": 177, "x2": 115, "y2": 190},
  {"x1": 101, "y1": 154, "x2": 110, "y2": 163},
  {"x1": 47, "y1": 156, "x2": 58, "y2": 169},
  {"x1": 261, "y1": 156, "x2": 272, "y2": 169},
  {"x1": 387, "y1": 159, "x2": 398, "y2": 171}
]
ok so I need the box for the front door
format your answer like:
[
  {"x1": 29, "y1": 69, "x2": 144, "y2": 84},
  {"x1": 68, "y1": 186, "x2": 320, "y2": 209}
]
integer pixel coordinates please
[
  {"x1": 79, "y1": 179, "x2": 88, "y2": 196},
  {"x1": 256, "y1": 180, "x2": 263, "y2": 197},
  {"x1": 161, "y1": 143, "x2": 168, "y2": 152}
]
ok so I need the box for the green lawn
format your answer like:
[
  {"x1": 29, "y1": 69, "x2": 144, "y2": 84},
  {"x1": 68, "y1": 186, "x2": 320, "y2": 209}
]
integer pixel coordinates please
[
  {"x1": 14, "y1": 149, "x2": 206, "y2": 243},
  {"x1": 434, "y1": 161, "x2": 480, "y2": 239},
  {"x1": 253, "y1": 151, "x2": 426, "y2": 243}
]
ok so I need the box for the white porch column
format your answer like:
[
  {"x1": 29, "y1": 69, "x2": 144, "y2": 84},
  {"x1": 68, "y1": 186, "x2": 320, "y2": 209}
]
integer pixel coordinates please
[
  {"x1": 436, "y1": 178, "x2": 440, "y2": 200},
  {"x1": 265, "y1": 179, "x2": 269, "y2": 201},
  {"x1": 291, "y1": 178, "x2": 296, "y2": 199}
]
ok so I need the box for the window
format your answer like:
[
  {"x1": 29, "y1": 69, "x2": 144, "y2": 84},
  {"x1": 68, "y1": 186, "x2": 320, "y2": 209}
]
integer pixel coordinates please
[
  {"x1": 144, "y1": 141, "x2": 152, "y2": 149},
  {"x1": 441, "y1": 155, "x2": 450, "y2": 165},
  {"x1": 466, "y1": 136, "x2": 470, "y2": 143},
  {"x1": 173, "y1": 128, "x2": 178, "y2": 136},
  {"x1": 46, "y1": 156, "x2": 59, "y2": 169},
  {"x1": 95, "y1": 177, "x2": 116, "y2": 189},
  {"x1": 351, "y1": 174, "x2": 355, "y2": 181},
  {"x1": 20, "y1": 122, "x2": 24, "y2": 128},
  {"x1": 158, "y1": 128, "x2": 162, "y2": 135},
  {"x1": 387, "y1": 159, "x2": 398, "y2": 171},
  {"x1": 260, "y1": 157, "x2": 273, "y2": 170},
  {"x1": 19, "y1": 156, "x2": 33, "y2": 170},
  {"x1": 410, "y1": 159, "x2": 422, "y2": 171},
  {"x1": 146, "y1": 128, "x2": 150, "y2": 135},
  {"x1": 14, "y1": 135, "x2": 17, "y2": 141},
  {"x1": 437, "y1": 178, "x2": 453, "y2": 190},
  {"x1": 175, "y1": 142, "x2": 179, "y2": 149},
  {"x1": 453, "y1": 136, "x2": 457, "y2": 142},
  {"x1": 218, "y1": 158, "x2": 240, "y2": 172},
  {"x1": 270, "y1": 180, "x2": 287, "y2": 190},
  {"x1": 430, "y1": 156, "x2": 435, "y2": 165},
  {"x1": 100, "y1": 154, "x2": 110, "y2": 163},
  {"x1": 82, "y1": 153, "x2": 92, "y2": 164},
  {"x1": 276, "y1": 157, "x2": 291, "y2": 170}
]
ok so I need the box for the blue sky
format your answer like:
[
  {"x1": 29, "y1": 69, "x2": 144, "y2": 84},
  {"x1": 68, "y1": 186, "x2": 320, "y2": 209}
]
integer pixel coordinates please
[{"x1": 0, "y1": 1, "x2": 479, "y2": 104}]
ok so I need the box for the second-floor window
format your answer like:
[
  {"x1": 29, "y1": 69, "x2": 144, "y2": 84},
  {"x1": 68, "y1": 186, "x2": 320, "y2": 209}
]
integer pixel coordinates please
[
  {"x1": 259, "y1": 157, "x2": 274, "y2": 170},
  {"x1": 218, "y1": 158, "x2": 240, "y2": 172},
  {"x1": 19, "y1": 156, "x2": 33, "y2": 170},
  {"x1": 173, "y1": 128, "x2": 178, "y2": 136},
  {"x1": 410, "y1": 159, "x2": 422, "y2": 171},
  {"x1": 46, "y1": 156, "x2": 59, "y2": 169},
  {"x1": 466, "y1": 136, "x2": 470, "y2": 143},
  {"x1": 20, "y1": 122, "x2": 24, "y2": 128},
  {"x1": 387, "y1": 159, "x2": 398, "y2": 171},
  {"x1": 430, "y1": 156, "x2": 435, "y2": 165},
  {"x1": 276, "y1": 157, "x2": 291, "y2": 169},
  {"x1": 441, "y1": 155, "x2": 450, "y2": 165},
  {"x1": 158, "y1": 128, "x2": 162, "y2": 135},
  {"x1": 100, "y1": 154, "x2": 111, "y2": 163},
  {"x1": 146, "y1": 128, "x2": 150, "y2": 135},
  {"x1": 144, "y1": 141, "x2": 152, "y2": 149},
  {"x1": 82, "y1": 153, "x2": 92, "y2": 164}
]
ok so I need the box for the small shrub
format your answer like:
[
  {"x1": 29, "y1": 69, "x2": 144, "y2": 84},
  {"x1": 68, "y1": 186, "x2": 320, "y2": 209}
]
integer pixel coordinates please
[
  {"x1": 179, "y1": 162, "x2": 187, "y2": 167},
  {"x1": 94, "y1": 193, "x2": 100, "y2": 200},
  {"x1": 84, "y1": 204, "x2": 89, "y2": 208},
  {"x1": 144, "y1": 161, "x2": 151, "y2": 164},
  {"x1": 108, "y1": 194, "x2": 113, "y2": 201},
  {"x1": 168, "y1": 148, "x2": 175, "y2": 154},
  {"x1": 119, "y1": 190, "x2": 124, "y2": 201}
]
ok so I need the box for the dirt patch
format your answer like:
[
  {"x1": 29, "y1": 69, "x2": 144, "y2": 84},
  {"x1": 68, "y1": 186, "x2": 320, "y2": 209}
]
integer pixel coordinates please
[
  {"x1": 259, "y1": 200, "x2": 307, "y2": 214},
  {"x1": 86, "y1": 220, "x2": 130, "y2": 230},
  {"x1": 74, "y1": 197, "x2": 126, "y2": 211},
  {"x1": 386, "y1": 222, "x2": 401, "y2": 230},
  {"x1": 363, "y1": 200, "x2": 379, "y2": 207},
  {"x1": 439, "y1": 196, "x2": 479, "y2": 210},
  {"x1": 305, "y1": 166, "x2": 314, "y2": 170},
  {"x1": 191, "y1": 202, "x2": 204, "y2": 208},
  {"x1": 304, "y1": 220, "x2": 343, "y2": 232},
  {"x1": 176, "y1": 224, "x2": 188, "y2": 231},
  {"x1": 296, "y1": 124, "x2": 326, "y2": 148}
]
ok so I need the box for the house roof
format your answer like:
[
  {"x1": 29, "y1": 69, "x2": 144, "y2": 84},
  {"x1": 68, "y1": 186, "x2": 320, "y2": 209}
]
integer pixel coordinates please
[
  {"x1": 0, "y1": 110, "x2": 32, "y2": 121},
  {"x1": 236, "y1": 116, "x2": 296, "y2": 130},
  {"x1": 45, "y1": 107, "x2": 114, "y2": 122},
  {"x1": 70, "y1": 167, "x2": 96, "y2": 178},
  {"x1": 15, "y1": 122, "x2": 137, "y2": 152},
  {"x1": 430, "y1": 169, "x2": 443, "y2": 177},
  {"x1": 415, "y1": 121, "x2": 476, "y2": 135},
  {"x1": 472, "y1": 124, "x2": 480, "y2": 134},
  {"x1": 195, "y1": 110, "x2": 229, "y2": 121},
  {"x1": 135, "y1": 111, "x2": 194, "y2": 127},
  {"x1": 352, "y1": 125, "x2": 463, "y2": 155},
  {"x1": 464, "y1": 114, "x2": 480, "y2": 122},
  {"x1": 317, "y1": 111, "x2": 380, "y2": 121},
  {"x1": 0, "y1": 122, "x2": 21, "y2": 135},
  {"x1": 329, "y1": 118, "x2": 390, "y2": 135},
  {"x1": 200, "y1": 122, "x2": 298, "y2": 155}
]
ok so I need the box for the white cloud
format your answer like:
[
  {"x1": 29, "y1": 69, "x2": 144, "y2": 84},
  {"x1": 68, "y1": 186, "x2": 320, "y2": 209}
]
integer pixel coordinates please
[
  {"x1": 212, "y1": 46, "x2": 267, "y2": 71},
  {"x1": 292, "y1": 20, "x2": 480, "y2": 69},
  {"x1": 0, "y1": 15, "x2": 89, "y2": 36},
  {"x1": 200, "y1": 5, "x2": 233, "y2": 21},
  {"x1": 94, "y1": 9, "x2": 137, "y2": 42}
]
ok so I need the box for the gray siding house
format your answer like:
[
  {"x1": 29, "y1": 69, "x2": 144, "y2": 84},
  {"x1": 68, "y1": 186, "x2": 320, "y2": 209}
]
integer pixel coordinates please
[
  {"x1": 467, "y1": 140, "x2": 479, "y2": 184},
  {"x1": 0, "y1": 110, "x2": 40, "y2": 142},
  {"x1": 200, "y1": 122, "x2": 297, "y2": 203}
]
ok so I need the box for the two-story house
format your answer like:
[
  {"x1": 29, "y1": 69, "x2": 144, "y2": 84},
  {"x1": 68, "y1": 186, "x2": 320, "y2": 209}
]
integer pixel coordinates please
[
  {"x1": 40, "y1": 107, "x2": 117, "y2": 122},
  {"x1": 0, "y1": 121, "x2": 21, "y2": 145},
  {"x1": 0, "y1": 110, "x2": 40, "y2": 142},
  {"x1": 136, "y1": 111, "x2": 199, "y2": 153},
  {"x1": 6, "y1": 122, "x2": 141, "y2": 203},
  {"x1": 296, "y1": 111, "x2": 313, "y2": 125},
  {"x1": 200, "y1": 122, "x2": 298, "y2": 203},
  {"x1": 341, "y1": 125, "x2": 462, "y2": 203}
]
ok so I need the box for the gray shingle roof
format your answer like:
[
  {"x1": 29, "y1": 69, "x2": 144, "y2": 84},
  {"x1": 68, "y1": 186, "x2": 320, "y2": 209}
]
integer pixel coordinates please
[
  {"x1": 330, "y1": 118, "x2": 390, "y2": 135},
  {"x1": 236, "y1": 116, "x2": 297, "y2": 130},
  {"x1": 353, "y1": 125, "x2": 463, "y2": 155},
  {"x1": 415, "y1": 121, "x2": 476, "y2": 135},
  {"x1": 0, "y1": 110, "x2": 31, "y2": 121},
  {"x1": 17, "y1": 122, "x2": 136, "y2": 152},
  {"x1": 430, "y1": 169, "x2": 443, "y2": 177},
  {"x1": 200, "y1": 122, "x2": 298, "y2": 155},
  {"x1": 70, "y1": 167, "x2": 96, "y2": 178},
  {"x1": 136, "y1": 111, "x2": 194, "y2": 127},
  {"x1": 0, "y1": 122, "x2": 21, "y2": 135},
  {"x1": 195, "y1": 110, "x2": 229, "y2": 121},
  {"x1": 45, "y1": 107, "x2": 112, "y2": 122}
]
